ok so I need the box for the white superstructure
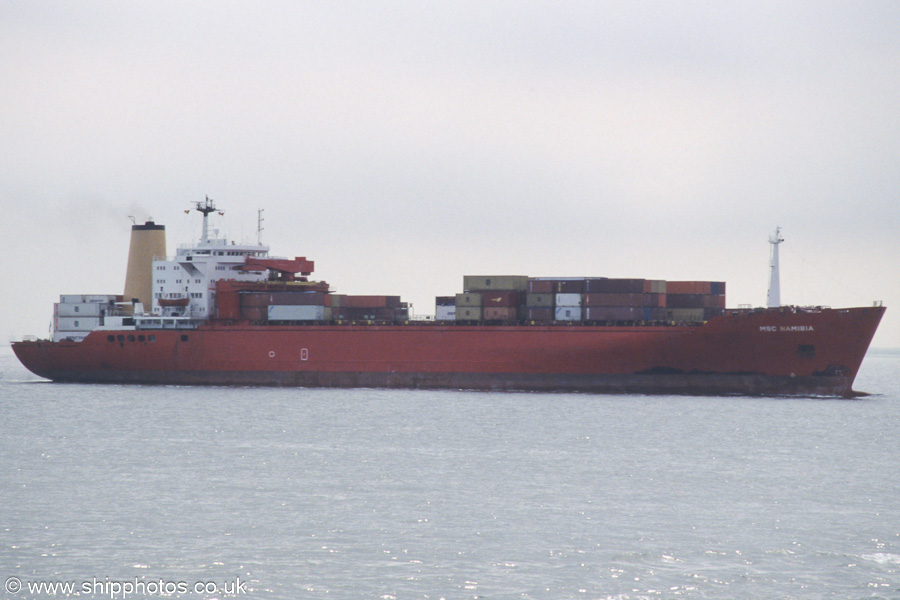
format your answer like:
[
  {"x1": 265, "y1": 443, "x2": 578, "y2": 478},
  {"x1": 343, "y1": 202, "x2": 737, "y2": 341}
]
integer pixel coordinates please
[
  {"x1": 151, "y1": 198, "x2": 269, "y2": 319},
  {"x1": 50, "y1": 198, "x2": 284, "y2": 341}
]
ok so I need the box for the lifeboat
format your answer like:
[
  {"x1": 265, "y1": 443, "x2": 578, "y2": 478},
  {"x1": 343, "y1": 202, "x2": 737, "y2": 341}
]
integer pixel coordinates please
[{"x1": 158, "y1": 295, "x2": 190, "y2": 307}]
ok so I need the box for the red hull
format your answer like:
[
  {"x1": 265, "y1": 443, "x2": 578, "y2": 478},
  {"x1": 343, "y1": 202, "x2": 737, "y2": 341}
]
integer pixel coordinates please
[{"x1": 12, "y1": 306, "x2": 885, "y2": 397}]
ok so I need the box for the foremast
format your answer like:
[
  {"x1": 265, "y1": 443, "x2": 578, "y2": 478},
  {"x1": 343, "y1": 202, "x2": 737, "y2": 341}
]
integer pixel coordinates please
[{"x1": 766, "y1": 226, "x2": 784, "y2": 308}]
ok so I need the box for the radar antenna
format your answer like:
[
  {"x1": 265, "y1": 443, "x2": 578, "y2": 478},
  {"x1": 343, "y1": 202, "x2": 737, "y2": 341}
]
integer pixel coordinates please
[
  {"x1": 257, "y1": 208, "x2": 265, "y2": 246},
  {"x1": 192, "y1": 196, "x2": 222, "y2": 245},
  {"x1": 766, "y1": 226, "x2": 785, "y2": 307}
]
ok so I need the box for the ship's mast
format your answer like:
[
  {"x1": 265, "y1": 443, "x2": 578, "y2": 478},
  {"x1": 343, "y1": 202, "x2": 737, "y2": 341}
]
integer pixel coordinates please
[
  {"x1": 257, "y1": 208, "x2": 265, "y2": 246},
  {"x1": 193, "y1": 196, "x2": 221, "y2": 245},
  {"x1": 766, "y1": 226, "x2": 784, "y2": 307}
]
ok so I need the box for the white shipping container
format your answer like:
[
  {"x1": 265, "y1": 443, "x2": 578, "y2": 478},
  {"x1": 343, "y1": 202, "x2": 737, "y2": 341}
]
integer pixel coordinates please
[
  {"x1": 56, "y1": 316, "x2": 101, "y2": 331},
  {"x1": 555, "y1": 293, "x2": 583, "y2": 307},
  {"x1": 60, "y1": 294, "x2": 118, "y2": 304},
  {"x1": 56, "y1": 302, "x2": 105, "y2": 317},
  {"x1": 84, "y1": 295, "x2": 118, "y2": 303},
  {"x1": 268, "y1": 305, "x2": 326, "y2": 321},
  {"x1": 435, "y1": 305, "x2": 457, "y2": 321},
  {"x1": 554, "y1": 306, "x2": 582, "y2": 321}
]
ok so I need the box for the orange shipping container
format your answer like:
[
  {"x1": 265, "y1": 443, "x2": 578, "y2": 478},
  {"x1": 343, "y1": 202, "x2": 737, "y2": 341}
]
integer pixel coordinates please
[
  {"x1": 343, "y1": 295, "x2": 402, "y2": 308},
  {"x1": 667, "y1": 281, "x2": 713, "y2": 295}
]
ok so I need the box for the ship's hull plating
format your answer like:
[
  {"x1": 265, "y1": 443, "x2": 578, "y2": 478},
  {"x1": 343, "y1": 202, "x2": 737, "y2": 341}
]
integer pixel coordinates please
[{"x1": 12, "y1": 306, "x2": 885, "y2": 397}]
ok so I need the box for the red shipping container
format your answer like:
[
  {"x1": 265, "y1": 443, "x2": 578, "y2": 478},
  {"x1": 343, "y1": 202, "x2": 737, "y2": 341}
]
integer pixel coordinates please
[
  {"x1": 665, "y1": 281, "x2": 689, "y2": 294},
  {"x1": 667, "y1": 281, "x2": 713, "y2": 295},
  {"x1": 481, "y1": 291, "x2": 521, "y2": 307},
  {"x1": 583, "y1": 293, "x2": 645, "y2": 307},
  {"x1": 240, "y1": 306, "x2": 267, "y2": 322},
  {"x1": 343, "y1": 295, "x2": 402, "y2": 308},
  {"x1": 216, "y1": 290, "x2": 241, "y2": 320},
  {"x1": 528, "y1": 279, "x2": 555, "y2": 293},
  {"x1": 239, "y1": 292, "x2": 270, "y2": 307},
  {"x1": 483, "y1": 307, "x2": 518, "y2": 321}
]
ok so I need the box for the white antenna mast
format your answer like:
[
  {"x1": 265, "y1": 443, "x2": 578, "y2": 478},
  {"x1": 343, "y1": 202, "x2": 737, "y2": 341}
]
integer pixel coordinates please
[
  {"x1": 766, "y1": 226, "x2": 784, "y2": 307},
  {"x1": 257, "y1": 208, "x2": 265, "y2": 245}
]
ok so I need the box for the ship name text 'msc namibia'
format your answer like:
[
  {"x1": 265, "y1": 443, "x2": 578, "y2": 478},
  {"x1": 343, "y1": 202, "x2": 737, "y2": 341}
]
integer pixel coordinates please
[{"x1": 12, "y1": 200, "x2": 885, "y2": 397}]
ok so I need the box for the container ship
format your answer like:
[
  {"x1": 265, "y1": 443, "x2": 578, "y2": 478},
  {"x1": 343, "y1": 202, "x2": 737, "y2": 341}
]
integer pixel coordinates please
[{"x1": 12, "y1": 199, "x2": 885, "y2": 397}]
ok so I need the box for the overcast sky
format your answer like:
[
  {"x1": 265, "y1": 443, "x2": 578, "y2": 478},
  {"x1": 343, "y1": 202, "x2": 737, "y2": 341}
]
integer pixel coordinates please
[{"x1": 2, "y1": 1, "x2": 898, "y2": 349}]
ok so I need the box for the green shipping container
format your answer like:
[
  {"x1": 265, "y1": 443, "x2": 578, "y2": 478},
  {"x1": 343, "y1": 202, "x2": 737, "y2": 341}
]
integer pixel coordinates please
[
  {"x1": 666, "y1": 308, "x2": 706, "y2": 322},
  {"x1": 463, "y1": 275, "x2": 529, "y2": 292},
  {"x1": 455, "y1": 293, "x2": 483, "y2": 307},
  {"x1": 455, "y1": 307, "x2": 483, "y2": 321},
  {"x1": 525, "y1": 293, "x2": 555, "y2": 307}
]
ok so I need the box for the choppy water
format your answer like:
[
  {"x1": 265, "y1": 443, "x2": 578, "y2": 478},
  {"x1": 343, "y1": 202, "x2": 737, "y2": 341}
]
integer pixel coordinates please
[{"x1": 1, "y1": 347, "x2": 898, "y2": 600}]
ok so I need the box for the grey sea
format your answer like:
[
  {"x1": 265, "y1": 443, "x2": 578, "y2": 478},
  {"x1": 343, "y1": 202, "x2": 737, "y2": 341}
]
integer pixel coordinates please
[{"x1": 1, "y1": 347, "x2": 898, "y2": 600}]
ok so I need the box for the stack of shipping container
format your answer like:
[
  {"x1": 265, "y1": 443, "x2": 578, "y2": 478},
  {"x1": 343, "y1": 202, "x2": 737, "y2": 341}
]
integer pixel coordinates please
[
  {"x1": 438, "y1": 275, "x2": 724, "y2": 325},
  {"x1": 217, "y1": 280, "x2": 409, "y2": 324},
  {"x1": 453, "y1": 276, "x2": 529, "y2": 323},
  {"x1": 665, "y1": 281, "x2": 726, "y2": 322},
  {"x1": 214, "y1": 273, "x2": 724, "y2": 326}
]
